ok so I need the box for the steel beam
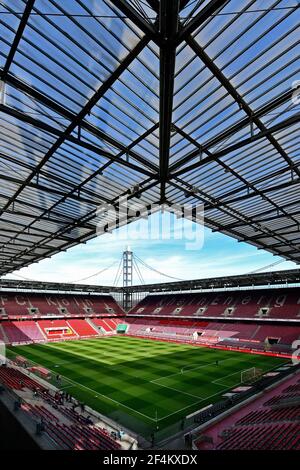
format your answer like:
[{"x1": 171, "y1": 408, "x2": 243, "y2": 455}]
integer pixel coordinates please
[
  {"x1": 2, "y1": 76, "x2": 158, "y2": 172},
  {"x1": 6, "y1": 73, "x2": 293, "y2": 179},
  {"x1": 168, "y1": 178, "x2": 300, "y2": 259},
  {"x1": 185, "y1": 35, "x2": 300, "y2": 180},
  {"x1": 0, "y1": 0, "x2": 35, "y2": 80},
  {"x1": 144, "y1": 0, "x2": 159, "y2": 12},
  {"x1": 245, "y1": 225, "x2": 300, "y2": 242},
  {"x1": 159, "y1": 0, "x2": 180, "y2": 202},
  {"x1": 0, "y1": 35, "x2": 151, "y2": 222},
  {"x1": 109, "y1": 0, "x2": 161, "y2": 45},
  {"x1": 203, "y1": 170, "x2": 300, "y2": 210},
  {"x1": 172, "y1": 126, "x2": 300, "y2": 229},
  {"x1": 3, "y1": 180, "x2": 158, "y2": 271},
  {"x1": 172, "y1": 113, "x2": 300, "y2": 177},
  {"x1": 169, "y1": 89, "x2": 295, "y2": 173},
  {"x1": 175, "y1": 0, "x2": 228, "y2": 45}
]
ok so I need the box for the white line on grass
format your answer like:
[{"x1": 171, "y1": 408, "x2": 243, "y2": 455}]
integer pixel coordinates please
[
  {"x1": 47, "y1": 341, "x2": 175, "y2": 365},
  {"x1": 212, "y1": 370, "x2": 243, "y2": 388},
  {"x1": 8, "y1": 347, "x2": 157, "y2": 422},
  {"x1": 52, "y1": 370, "x2": 210, "y2": 422},
  {"x1": 157, "y1": 386, "x2": 232, "y2": 421},
  {"x1": 58, "y1": 384, "x2": 74, "y2": 390},
  {"x1": 151, "y1": 356, "x2": 241, "y2": 385},
  {"x1": 10, "y1": 342, "x2": 288, "y2": 424},
  {"x1": 19, "y1": 343, "x2": 208, "y2": 420},
  {"x1": 53, "y1": 374, "x2": 158, "y2": 422},
  {"x1": 156, "y1": 359, "x2": 289, "y2": 421},
  {"x1": 153, "y1": 382, "x2": 204, "y2": 400}
]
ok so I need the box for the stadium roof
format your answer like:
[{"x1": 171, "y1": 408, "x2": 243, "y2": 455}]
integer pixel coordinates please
[
  {"x1": 1, "y1": 268, "x2": 300, "y2": 294},
  {"x1": 0, "y1": 277, "x2": 120, "y2": 293},
  {"x1": 0, "y1": 0, "x2": 299, "y2": 276},
  {"x1": 128, "y1": 268, "x2": 300, "y2": 292}
]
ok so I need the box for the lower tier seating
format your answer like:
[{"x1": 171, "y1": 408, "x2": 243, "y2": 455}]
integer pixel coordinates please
[
  {"x1": 194, "y1": 374, "x2": 300, "y2": 450},
  {"x1": 124, "y1": 317, "x2": 300, "y2": 352},
  {"x1": 1, "y1": 316, "x2": 299, "y2": 354},
  {"x1": 66, "y1": 319, "x2": 99, "y2": 337},
  {"x1": 37, "y1": 320, "x2": 77, "y2": 340},
  {"x1": 2, "y1": 321, "x2": 44, "y2": 343},
  {"x1": 217, "y1": 422, "x2": 300, "y2": 450},
  {"x1": 0, "y1": 366, "x2": 121, "y2": 450},
  {"x1": 91, "y1": 318, "x2": 114, "y2": 332},
  {"x1": 0, "y1": 317, "x2": 124, "y2": 345}
]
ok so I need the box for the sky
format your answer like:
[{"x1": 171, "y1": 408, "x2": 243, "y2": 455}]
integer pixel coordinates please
[{"x1": 3, "y1": 211, "x2": 298, "y2": 286}]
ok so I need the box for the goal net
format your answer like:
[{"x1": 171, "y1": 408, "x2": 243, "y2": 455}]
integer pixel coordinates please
[{"x1": 241, "y1": 367, "x2": 263, "y2": 384}]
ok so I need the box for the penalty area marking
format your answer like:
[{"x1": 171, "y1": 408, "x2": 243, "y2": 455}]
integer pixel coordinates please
[
  {"x1": 152, "y1": 381, "x2": 204, "y2": 400},
  {"x1": 151, "y1": 356, "x2": 241, "y2": 385},
  {"x1": 212, "y1": 370, "x2": 243, "y2": 388},
  {"x1": 156, "y1": 382, "x2": 245, "y2": 422},
  {"x1": 10, "y1": 343, "x2": 287, "y2": 424},
  {"x1": 63, "y1": 375, "x2": 210, "y2": 422}
]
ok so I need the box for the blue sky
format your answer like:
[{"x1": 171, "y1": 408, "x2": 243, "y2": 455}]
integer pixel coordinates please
[{"x1": 4, "y1": 211, "x2": 298, "y2": 286}]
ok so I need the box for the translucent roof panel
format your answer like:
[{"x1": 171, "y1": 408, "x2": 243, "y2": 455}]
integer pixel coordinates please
[{"x1": 0, "y1": 0, "x2": 299, "y2": 274}]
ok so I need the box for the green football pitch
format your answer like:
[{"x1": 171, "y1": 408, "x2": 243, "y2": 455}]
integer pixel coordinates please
[{"x1": 9, "y1": 336, "x2": 287, "y2": 439}]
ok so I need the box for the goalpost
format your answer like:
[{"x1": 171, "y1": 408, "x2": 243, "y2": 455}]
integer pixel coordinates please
[{"x1": 241, "y1": 367, "x2": 263, "y2": 384}]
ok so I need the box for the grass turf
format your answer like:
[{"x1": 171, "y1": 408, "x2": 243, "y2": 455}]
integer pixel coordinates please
[{"x1": 9, "y1": 336, "x2": 287, "y2": 439}]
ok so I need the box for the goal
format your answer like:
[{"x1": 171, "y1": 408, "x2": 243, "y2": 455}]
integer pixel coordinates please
[{"x1": 241, "y1": 367, "x2": 263, "y2": 384}]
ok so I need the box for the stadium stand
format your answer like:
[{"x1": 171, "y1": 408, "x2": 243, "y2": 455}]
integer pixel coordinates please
[
  {"x1": 2, "y1": 321, "x2": 44, "y2": 344},
  {"x1": 129, "y1": 288, "x2": 300, "y2": 319},
  {"x1": 124, "y1": 317, "x2": 300, "y2": 353},
  {"x1": 0, "y1": 0, "x2": 298, "y2": 453},
  {"x1": 0, "y1": 366, "x2": 122, "y2": 450},
  {"x1": 0, "y1": 292, "x2": 123, "y2": 318},
  {"x1": 0, "y1": 324, "x2": 8, "y2": 343},
  {"x1": 90, "y1": 318, "x2": 114, "y2": 333},
  {"x1": 194, "y1": 373, "x2": 300, "y2": 450},
  {"x1": 0, "y1": 317, "x2": 124, "y2": 345},
  {"x1": 66, "y1": 320, "x2": 99, "y2": 338},
  {"x1": 0, "y1": 292, "x2": 125, "y2": 344},
  {"x1": 1, "y1": 300, "x2": 299, "y2": 353},
  {"x1": 37, "y1": 320, "x2": 78, "y2": 340}
]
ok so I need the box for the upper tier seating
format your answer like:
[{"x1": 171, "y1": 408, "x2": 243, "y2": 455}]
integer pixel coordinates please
[
  {"x1": 129, "y1": 288, "x2": 300, "y2": 320},
  {"x1": 0, "y1": 292, "x2": 123, "y2": 318}
]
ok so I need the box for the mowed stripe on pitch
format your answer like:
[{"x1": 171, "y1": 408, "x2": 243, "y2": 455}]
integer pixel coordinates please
[{"x1": 10, "y1": 337, "x2": 286, "y2": 428}]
